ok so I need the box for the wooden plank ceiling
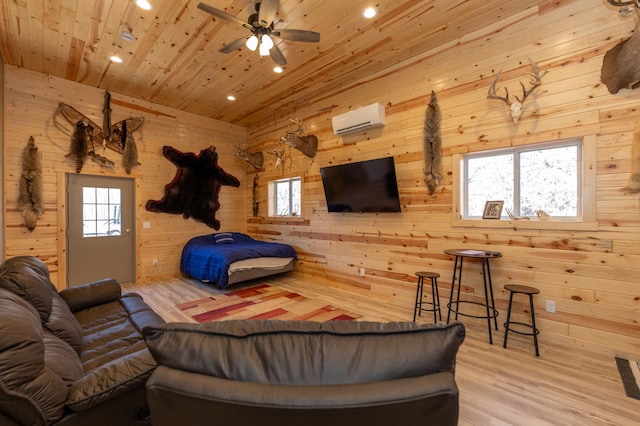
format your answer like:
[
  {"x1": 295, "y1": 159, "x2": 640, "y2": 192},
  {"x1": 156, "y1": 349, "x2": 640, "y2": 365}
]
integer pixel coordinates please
[{"x1": 0, "y1": 0, "x2": 543, "y2": 127}]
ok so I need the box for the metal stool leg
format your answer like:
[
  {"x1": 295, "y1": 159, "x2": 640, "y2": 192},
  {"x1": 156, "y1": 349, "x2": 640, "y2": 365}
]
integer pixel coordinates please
[
  {"x1": 503, "y1": 291, "x2": 514, "y2": 349},
  {"x1": 430, "y1": 278, "x2": 438, "y2": 323},
  {"x1": 413, "y1": 276, "x2": 423, "y2": 321},
  {"x1": 481, "y1": 259, "x2": 493, "y2": 344},
  {"x1": 434, "y1": 277, "x2": 442, "y2": 321},
  {"x1": 446, "y1": 257, "x2": 459, "y2": 323},
  {"x1": 454, "y1": 258, "x2": 463, "y2": 320},
  {"x1": 485, "y1": 259, "x2": 499, "y2": 331},
  {"x1": 529, "y1": 294, "x2": 540, "y2": 357}
]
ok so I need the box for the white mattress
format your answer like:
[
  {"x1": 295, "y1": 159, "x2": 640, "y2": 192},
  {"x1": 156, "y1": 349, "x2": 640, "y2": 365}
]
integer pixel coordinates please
[{"x1": 228, "y1": 257, "x2": 295, "y2": 274}]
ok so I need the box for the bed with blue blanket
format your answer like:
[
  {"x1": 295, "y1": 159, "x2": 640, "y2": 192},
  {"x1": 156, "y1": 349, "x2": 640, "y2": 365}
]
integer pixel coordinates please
[{"x1": 180, "y1": 232, "x2": 297, "y2": 288}]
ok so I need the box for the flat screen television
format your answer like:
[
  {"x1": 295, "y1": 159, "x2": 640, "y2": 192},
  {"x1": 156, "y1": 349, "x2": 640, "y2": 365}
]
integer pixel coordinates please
[{"x1": 320, "y1": 156, "x2": 401, "y2": 213}]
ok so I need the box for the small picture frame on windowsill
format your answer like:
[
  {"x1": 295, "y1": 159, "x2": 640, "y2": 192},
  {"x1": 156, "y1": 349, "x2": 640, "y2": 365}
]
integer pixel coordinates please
[{"x1": 482, "y1": 200, "x2": 504, "y2": 219}]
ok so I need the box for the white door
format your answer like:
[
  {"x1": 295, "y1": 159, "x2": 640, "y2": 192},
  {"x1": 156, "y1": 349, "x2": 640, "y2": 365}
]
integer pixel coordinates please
[{"x1": 67, "y1": 174, "x2": 135, "y2": 286}]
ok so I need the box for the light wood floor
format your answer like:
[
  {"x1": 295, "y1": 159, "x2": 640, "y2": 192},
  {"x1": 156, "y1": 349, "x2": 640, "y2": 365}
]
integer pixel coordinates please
[{"x1": 123, "y1": 274, "x2": 640, "y2": 426}]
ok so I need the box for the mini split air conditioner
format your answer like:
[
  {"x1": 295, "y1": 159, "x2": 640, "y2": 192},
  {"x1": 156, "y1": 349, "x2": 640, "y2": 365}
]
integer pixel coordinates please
[{"x1": 332, "y1": 103, "x2": 386, "y2": 135}]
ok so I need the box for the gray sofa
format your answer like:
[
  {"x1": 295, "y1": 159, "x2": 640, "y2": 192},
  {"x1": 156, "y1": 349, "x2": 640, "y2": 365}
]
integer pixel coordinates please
[
  {"x1": 143, "y1": 319, "x2": 465, "y2": 426},
  {"x1": 0, "y1": 256, "x2": 165, "y2": 425}
]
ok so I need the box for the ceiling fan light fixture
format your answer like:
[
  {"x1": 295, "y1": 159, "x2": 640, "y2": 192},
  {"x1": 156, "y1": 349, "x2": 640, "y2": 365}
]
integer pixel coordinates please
[
  {"x1": 198, "y1": 1, "x2": 320, "y2": 66},
  {"x1": 261, "y1": 34, "x2": 274, "y2": 50},
  {"x1": 246, "y1": 35, "x2": 259, "y2": 51}
]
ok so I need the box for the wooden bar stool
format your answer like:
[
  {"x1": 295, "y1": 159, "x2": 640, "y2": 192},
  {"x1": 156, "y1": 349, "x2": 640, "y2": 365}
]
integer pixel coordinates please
[
  {"x1": 503, "y1": 284, "x2": 540, "y2": 356},
  {"x1": 413, "y1": 271, "x2": 442, "y2": 323}
]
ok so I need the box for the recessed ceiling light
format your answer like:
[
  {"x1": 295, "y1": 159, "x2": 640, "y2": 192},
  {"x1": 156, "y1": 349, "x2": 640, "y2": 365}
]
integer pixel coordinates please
[
  {"x1": 110, "y1": 55, "x2": 123, "y2": 63},
  {"x1": 135, "y1": 0, "x2": 152, "y2": 10},
  {"x1": 363, "y1": 7, "x2": 377, "y2": 19},
  {"x1": 273, "y1": 66, "x2": 283, "y2": 73},
  {"x1": 227, "y1": 95, "x2": 236, "y2": 101}
]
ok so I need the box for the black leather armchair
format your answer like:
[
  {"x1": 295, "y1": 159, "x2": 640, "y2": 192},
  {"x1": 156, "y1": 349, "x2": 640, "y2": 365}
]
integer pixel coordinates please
[{"x1": 0, "y1": 256, "x2": 165, "y2": 425}]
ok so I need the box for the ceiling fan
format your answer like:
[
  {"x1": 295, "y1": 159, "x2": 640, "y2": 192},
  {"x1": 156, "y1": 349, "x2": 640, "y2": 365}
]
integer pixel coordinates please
[{"x1": 197, "y1": 0, "x2": 320, "y2": 66}]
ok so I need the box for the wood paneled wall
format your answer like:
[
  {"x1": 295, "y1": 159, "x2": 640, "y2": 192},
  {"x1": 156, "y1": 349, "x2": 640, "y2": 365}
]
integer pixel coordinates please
[
  {"x1": 0, "y1": 54, "x2": 4, "y2": 261},
  {"x1": 2, "y1": 66, "x2": 247, "y2": 286},
  {"x1": 246, "y1": 1, "x2": 640, "y2": 357}
]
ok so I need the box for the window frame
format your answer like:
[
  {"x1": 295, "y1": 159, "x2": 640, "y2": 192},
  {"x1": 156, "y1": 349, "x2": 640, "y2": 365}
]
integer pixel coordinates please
[
  {"x1": 267, "y1": 175, "x2": 303, "y2": 219},
  {"x1": 452, "y1": 135, "x2": 597, "y2": 231}
]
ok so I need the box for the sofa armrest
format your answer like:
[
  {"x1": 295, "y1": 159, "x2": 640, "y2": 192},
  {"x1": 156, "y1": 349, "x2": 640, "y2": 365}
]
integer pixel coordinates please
[
  {"x1": 66, "y1": 348, "x2": 156, "y2": 412},
  {"x1": 59, "y1": 279, "x2": 121, "y2": 313}
]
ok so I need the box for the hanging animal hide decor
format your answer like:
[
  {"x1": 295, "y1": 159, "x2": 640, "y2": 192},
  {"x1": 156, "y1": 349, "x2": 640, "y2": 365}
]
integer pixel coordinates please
[
  {"x1": 624, "y1": 123, "x2": 640, "y2": 193},
  {"x1": 103, "y1": 91, "x2": 112, "y2": 145},
  {"x1": 252, "y1": 174, "x2": 259, "y2": 217},
  {"x1": 88, "y1": 151, "x2": 116, "y2": 169},
  {"x1": 146, "y1": 146, "x2": 240, "y2": 229},
  {"x1": 53, "y1": 102, "x2": 144, "y2": 155},
  {"x1": 18, "y1": 136, "x2": 44, "y2": 231},
  {"x1": 423, "y1": 90, "x2": 442, "y2": 195},
  {"x1": 120, "y1": 120, "x2": 141, "y2": 174},
  {"x1": 66, "y1": 121, "x2": 89, "y2": 173},
  {"x1": 53, "y1": 102, "x2": 144, "y2": 173}
]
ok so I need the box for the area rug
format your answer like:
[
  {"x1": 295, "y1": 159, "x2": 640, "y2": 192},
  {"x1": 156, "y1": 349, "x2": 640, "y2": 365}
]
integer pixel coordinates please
[
  {"x1": 615, "y1": 357, "x2": 640, "y2": 400},
  {"x1": 177, "y1": 283, "x2": 362, "y2": 323}
]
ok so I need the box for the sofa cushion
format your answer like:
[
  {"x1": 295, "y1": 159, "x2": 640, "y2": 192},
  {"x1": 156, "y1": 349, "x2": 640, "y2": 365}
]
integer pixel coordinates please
[
  {"x1": 47, "y1": 291, "x2": 84, "y2": 354},
  {"x1": 67, "y1": 348, "x2": 156, "y2": 412},
  {"x1": 43, "y1": 330, "x2": 84, "y2": 386},
  {"x1": 143, "y1": 320, "x2": 465, "y2": 386},
  {"x1": 73, "y1": 299, "x2": 145, "y2": 371},
  {"x1": 0, "y1": 256, "x2": 54, "y2": 323}
]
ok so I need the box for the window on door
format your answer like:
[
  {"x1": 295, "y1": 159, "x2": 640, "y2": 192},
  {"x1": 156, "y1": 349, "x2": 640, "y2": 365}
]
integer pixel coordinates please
[{"x1": 82, "y1": 187, "x2": 122, "y2": 237}]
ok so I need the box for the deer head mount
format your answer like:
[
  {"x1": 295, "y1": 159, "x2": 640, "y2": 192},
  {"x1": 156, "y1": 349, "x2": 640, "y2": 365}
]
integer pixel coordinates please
[
  {"x1": 235, "y1": 143, "x2": 264, "y2": 169},
  {"x1": 487, "y1": 58, "x2": 548, "y2": 123},
  {"x1": 280, "y1": 118, "x2": 318, "y2": 158},
  {"x1": 601, "y1": 5, "x2": 640, "y2": 94}
]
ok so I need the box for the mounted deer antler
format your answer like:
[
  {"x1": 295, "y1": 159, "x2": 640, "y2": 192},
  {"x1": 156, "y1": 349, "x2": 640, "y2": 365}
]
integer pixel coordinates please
[
  {"x1": 487, "y1": 58, "x2": 548, "y2": 123},
  {"x1": 281, "y1": 118, "x2": 318, "y2": 158},
  {"x1": 266, "y1": 142, "x2": 287, "y2": 173}
]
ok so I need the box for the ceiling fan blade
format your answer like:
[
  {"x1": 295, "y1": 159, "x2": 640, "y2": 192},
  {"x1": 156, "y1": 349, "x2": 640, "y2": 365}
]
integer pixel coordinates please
[
  {"x1": 198, "y1": 2, "x2": 251, "y2": 30},
  {"x1": 219, "y1": 37, "x2": 248, "y2": 53},
  {"x1": 258, "y1": 0, "x2": 279, "y2": 28},
  {"x1": 269, "y1": 44, "x2": 287, "y2": 66},
  {"x1": 272, "y1": 29, "x2": 320, "y2": 43}
]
